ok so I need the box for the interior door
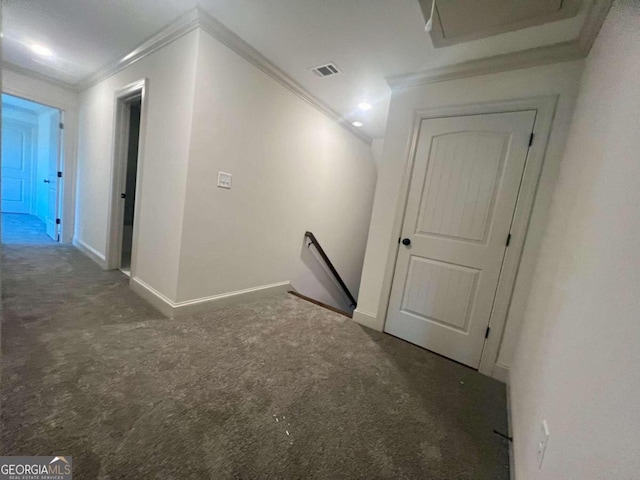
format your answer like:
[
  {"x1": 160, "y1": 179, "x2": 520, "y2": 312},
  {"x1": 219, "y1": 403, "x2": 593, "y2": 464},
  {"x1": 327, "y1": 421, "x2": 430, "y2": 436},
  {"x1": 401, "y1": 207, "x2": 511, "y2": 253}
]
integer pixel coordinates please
[
  {"x1": 1, "y1": 121, "x2": 34, "y2": 214},
  {"x1": 45, "y1": 111, "x2": 61, "y2": 240},
  {"x1": 385, "y1": 110, "x2": 536, "y2": 368}
]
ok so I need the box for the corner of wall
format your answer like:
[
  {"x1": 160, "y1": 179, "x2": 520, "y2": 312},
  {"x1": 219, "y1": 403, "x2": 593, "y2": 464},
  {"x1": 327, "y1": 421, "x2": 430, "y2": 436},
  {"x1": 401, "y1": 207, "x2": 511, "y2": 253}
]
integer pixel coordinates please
[
  {"x1": 171, "y1": 28, "x2": 202, "y2": 304},
  {"x1": 352, "y1": 309, "x2": 384, "y2": 332},
  {"x1": 74, "y1": 28, "x2": 202, "y2": 304},
  {"x1": 73, "y1": 236, "x2": 108, "y2": 269}
]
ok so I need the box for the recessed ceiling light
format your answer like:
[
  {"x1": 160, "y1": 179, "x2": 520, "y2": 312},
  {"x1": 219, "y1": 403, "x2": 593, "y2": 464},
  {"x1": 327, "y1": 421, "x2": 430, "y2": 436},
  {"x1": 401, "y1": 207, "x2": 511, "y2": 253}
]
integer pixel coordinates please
[
  {"x1": 31, "y1": 43, "x2": 53, "y2": 57},
  {"x1": 352, "y1": 121, "x2": 363, "y2": 127},
  {"x1": 358, "y1": 102, "x2": 372, "y2": 111}
]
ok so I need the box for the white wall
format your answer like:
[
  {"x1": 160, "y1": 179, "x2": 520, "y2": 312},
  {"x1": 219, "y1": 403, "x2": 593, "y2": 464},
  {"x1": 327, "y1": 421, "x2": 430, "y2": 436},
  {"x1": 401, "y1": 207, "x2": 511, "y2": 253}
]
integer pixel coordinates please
[
  {"x1": 353, "y1": 60, "x2": 584, "y2": 377},
  {"x1": 370, "y1": 139, "x2": 384, "y2": 169},
  {"x1": 175, "y1": 30, "x2": 377, "y2": 310},
  {"x1": 73, "y1": 25, "x2": 375, "y2": 309},
  {"x1": 2, "y1": 67, "x2": 80, "y2": 243},
  {"x1": 2, "y1": 69, "x2": 78, "y2": 110},
  {"x1": 510, "y1": 2, "x2": 640, "y2": 478},
  {"x1": 75, "y1": 30, "x2": 199, "y2": 299}
]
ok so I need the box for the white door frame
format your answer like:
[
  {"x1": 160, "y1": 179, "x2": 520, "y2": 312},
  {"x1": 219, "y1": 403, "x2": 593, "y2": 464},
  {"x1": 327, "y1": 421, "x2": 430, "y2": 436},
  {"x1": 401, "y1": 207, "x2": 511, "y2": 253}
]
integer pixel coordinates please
[
  {"x1": 380, "y1": 96, "x2": 558, "y2": 378},
  {"x1": 105, "y1": 79, "x2": 148, "y2": 275}
]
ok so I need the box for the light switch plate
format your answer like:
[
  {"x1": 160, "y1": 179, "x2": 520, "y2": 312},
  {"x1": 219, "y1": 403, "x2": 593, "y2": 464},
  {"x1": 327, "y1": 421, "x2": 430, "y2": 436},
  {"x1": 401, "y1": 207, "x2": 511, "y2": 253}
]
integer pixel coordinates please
[{"x1": 217, "y1": 171, "x2": 232, "y2": 189}]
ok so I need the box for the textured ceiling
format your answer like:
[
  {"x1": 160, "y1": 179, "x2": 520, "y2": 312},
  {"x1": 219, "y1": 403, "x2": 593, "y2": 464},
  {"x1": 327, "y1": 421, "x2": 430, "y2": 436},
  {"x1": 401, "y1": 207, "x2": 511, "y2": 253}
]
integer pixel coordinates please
[{"x1": 2, "y1": 0, "x2": 588, "y2": 139}]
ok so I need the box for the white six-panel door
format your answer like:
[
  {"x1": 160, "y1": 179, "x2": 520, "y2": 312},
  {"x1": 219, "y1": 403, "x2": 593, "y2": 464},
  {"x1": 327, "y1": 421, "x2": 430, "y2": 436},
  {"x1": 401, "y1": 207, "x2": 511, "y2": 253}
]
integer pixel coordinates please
[{"x1": 385, "y1": 110, "x2": 536, "y2": 368}]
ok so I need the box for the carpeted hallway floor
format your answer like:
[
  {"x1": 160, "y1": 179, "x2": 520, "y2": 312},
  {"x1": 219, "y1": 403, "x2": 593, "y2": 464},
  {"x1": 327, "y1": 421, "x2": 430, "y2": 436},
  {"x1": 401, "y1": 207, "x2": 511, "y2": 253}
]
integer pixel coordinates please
[
  {"x1": 1, "y1": 213, "x2": 56, "y2": 245},
  {"x1": 1, "y1": 244, "x2": 510, "y2": 479}
]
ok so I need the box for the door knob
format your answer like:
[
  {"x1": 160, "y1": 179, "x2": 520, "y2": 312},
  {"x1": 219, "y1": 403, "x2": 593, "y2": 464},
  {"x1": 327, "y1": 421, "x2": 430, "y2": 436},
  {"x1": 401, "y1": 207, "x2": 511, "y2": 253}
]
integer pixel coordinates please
[
  {"x1": 402, "y1": 238, "x2": 411, "y2": 246},
  {"x1": 43, "y1": 179, "x2": 51, "y2": 183}
]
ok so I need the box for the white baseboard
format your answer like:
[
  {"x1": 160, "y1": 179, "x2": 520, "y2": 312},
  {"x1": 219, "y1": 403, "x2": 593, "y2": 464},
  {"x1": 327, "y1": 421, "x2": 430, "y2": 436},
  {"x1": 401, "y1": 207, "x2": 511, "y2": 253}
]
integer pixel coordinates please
[
  {"x1": 129, "y1": 276, "x2": 292, "y2": 318},
  {"x1": 73, "y1": 237, "x2": 108, "y2": 269},
  {"x1": 352, "y1": 309, "x2": 383, "y2": 332},
  {"x1": 129, "y1": 276, "x2": 175, "y2": 317},
  {"x1": 493, "y1": 363, "x2": 511, "y2": 384}
]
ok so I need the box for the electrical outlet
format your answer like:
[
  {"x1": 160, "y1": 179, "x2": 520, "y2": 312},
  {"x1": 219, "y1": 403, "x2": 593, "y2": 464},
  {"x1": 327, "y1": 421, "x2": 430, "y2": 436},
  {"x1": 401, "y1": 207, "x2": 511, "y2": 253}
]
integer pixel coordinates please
[
  {"x1": 217, "y1": 171, "x2": 232, "y2": 189},
  {"x1": 537, "y1": 420, "x2": 550, "y2": 468}
]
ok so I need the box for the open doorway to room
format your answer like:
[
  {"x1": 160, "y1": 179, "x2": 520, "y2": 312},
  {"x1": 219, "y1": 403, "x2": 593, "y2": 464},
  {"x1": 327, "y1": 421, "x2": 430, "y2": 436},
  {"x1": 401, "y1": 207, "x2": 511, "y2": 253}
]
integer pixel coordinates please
[
  {"x1": 120, "y1": 99, "x2": 141, "y2": 275},
  {"x1": 106, "y1": 79, "x2": 146, "y2": 277},
  {"x1": 1, "y1": 94, "x2": 62, "y2": 245}
]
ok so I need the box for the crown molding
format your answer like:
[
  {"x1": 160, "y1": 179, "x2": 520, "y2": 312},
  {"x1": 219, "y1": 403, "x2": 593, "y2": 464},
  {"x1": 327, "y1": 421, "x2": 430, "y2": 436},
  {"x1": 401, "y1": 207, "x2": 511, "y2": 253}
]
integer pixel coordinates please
[
  {"x1": 194, "y1": 8, "x2": 372, "y2": 144},
  {"x1": 387, "y1": 0, "x2": 613, "y2": 90},
  {"x1": 576, "y1": 0, "x2": 613, "y2": 53},
  {"x1": 74, "y1": 7, "x2": 371, "y2": 144},
  {"x1": 2, "y1": 61, "x2": 80, "y2": 93},
  {"x1": 76, "y1": 9, "x2": 201, "y2": 91},
  {"x1": 387, "y1": 40, "x2": 584, "y2": 89}
]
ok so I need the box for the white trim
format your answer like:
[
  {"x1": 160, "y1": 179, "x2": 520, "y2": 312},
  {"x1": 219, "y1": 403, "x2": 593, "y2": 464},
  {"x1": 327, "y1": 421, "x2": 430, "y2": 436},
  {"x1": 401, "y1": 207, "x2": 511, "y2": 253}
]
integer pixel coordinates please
[
  {"x1": 0, "y1": 66, "x2": 79, "y2": 111},
  {"x1": 387, "y1": 42, "x2": 583, "y2": 90},
  {"x1": 75, "y1": 8, "x2": 371, "y2": 145},
  {"x1": 373, "y1": 96, "x2": 558, "y2": 381},
  {"x1": 195, "y1": 9, "x2": 372, "y2": 145},
  {"x1": 73, "y1": 237, "x2": 108, "y2": 269},
  {"x1": 2, "y1": 61, "x2": 78, "y2": 92},
  {"x1": 387, "y1": 0, "x2": 613, "y2": 90},
  {"x1": 105, "y1": 79, "x2": 147, "y2": 276},
  {"x1": 175, "y1": 281, "x2": 291, "y2": 309},
  {"x1": 478, "y1": 96, "x2": 558, "y2": 377},
  {"x1": 352, "y1": 309, "x2": 380, "y2": 330},
  {"x1": 576, "y1": 0, "x2": 614, "y2": 52},
  {"x1": 129, "y1": 277, "x2": 292, "y2": 318},
  {"x1": 493, "y1": 363, "x2": 510, "y2": 384},
  {"x1": 129, "y1": 276, "x2": 175, "y2": 317},
  {"x1": 77, "y1": 10, "x2": 200, "y2": 91}
]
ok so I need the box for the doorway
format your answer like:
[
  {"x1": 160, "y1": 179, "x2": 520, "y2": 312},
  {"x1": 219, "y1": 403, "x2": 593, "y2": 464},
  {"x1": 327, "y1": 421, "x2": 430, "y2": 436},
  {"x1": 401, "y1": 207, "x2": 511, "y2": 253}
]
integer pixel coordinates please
[
  {"x1": 385, "y1": 110, "x2": 536, "y2": 368},
  {"x1": 106, "y1": 79, "x2": 146, "y2": 276},
  {"x1": 1, "y1": 93, "x2": 62, "y2": 244},
  {"x1": 120, "y1": 99, "x2": 141, "y2": 275}
]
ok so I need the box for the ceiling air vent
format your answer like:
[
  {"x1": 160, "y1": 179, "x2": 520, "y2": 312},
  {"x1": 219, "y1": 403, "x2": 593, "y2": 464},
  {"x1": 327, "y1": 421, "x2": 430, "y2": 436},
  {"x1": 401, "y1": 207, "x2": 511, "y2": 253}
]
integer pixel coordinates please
[{"x1": 310, "y1": 63, "x2": 341, "y2": 77}]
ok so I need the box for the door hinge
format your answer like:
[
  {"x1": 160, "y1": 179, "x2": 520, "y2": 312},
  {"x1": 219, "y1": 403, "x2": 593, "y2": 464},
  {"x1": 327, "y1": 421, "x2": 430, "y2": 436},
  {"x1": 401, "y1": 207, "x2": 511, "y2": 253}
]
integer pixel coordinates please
[
  {"x1": 506, "y1": 233, "x2": 512, "y2": 247},
  {"x1": 528, "y1": 133, "x2": 534, "y2": 147},
  {"x1": 59, "y1": 122, "x2": 64, "y2": 130},
  {"x1": 485, "y1": 327, "x2": 491, "y2": 339},
  {"x1": 56, "y1": 218, "x2": 61, "y2": 225},
  {"x1": 57, "y1": 171, "x2": 62, "y2": 178}
]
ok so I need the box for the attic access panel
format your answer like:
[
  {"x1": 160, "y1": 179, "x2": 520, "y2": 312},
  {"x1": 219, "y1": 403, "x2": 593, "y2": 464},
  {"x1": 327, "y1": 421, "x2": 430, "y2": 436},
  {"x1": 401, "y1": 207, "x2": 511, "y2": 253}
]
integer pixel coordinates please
[{"x1": 420, "y1": 0, "x2": 581, "y2": 47}]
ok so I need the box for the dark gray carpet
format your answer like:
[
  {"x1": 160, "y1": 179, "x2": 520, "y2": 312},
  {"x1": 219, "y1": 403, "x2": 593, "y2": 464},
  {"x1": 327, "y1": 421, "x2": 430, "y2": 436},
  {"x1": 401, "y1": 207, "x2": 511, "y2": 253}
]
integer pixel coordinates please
[
  {"x1": 1, "y1": 244, "x2": 509, "y2": 479},
  {"x1": 1, "y1": 213, "x2": 56, "y2": 245}
]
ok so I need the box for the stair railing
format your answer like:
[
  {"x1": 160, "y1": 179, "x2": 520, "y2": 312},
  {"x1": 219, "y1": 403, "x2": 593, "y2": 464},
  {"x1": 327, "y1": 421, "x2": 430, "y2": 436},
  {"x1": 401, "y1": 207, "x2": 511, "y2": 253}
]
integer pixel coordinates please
[{"x1": 304, "y1": 231, "x2": 357, "y2": 309}]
